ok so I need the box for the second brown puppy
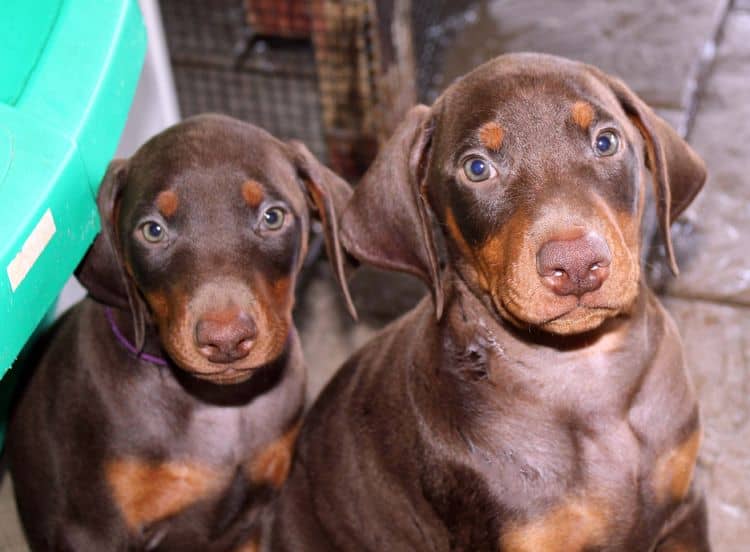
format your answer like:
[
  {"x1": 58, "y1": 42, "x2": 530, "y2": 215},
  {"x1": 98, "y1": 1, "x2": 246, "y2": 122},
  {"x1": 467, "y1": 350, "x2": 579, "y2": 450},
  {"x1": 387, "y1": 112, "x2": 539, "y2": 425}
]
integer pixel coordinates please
[
  {"x1": 8, "y1": 114, "x2": 353, "y2": 551},
  {"x1": 271, "y1": 53, "x2": 709, "y2": 551}
]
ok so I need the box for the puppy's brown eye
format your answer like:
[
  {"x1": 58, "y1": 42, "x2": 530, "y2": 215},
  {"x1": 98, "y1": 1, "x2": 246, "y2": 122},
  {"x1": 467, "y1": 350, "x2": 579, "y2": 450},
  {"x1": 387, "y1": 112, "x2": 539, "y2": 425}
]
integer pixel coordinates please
[
  {"x1": 141, "y1": 221, "x2": 166, "y2": 243},
  {"x1": 263, "y1": 207, "x2": 286, "y2": 230},
  {"x1": 463, "y1": 156, "x2": 495, "y2": 182},
  {"x1": 594, "y1": 130, "x2": 619, "y2": 156}
]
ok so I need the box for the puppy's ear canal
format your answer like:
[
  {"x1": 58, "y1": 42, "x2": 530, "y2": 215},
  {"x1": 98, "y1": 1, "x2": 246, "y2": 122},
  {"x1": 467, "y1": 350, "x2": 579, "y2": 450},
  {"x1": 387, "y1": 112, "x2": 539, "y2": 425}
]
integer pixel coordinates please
[
  {"x1": 339, "y1": 105, "x2": 444, "y2": 319},
  {"x1": 289, "y1": 141, "x2": 357, "y2": 320},
  {"x1": 75, "y1": 159, "x2": 147, "y2": 350},
  {"x1": 600, "y1": 72, "x2": 707, "y2": 275}
]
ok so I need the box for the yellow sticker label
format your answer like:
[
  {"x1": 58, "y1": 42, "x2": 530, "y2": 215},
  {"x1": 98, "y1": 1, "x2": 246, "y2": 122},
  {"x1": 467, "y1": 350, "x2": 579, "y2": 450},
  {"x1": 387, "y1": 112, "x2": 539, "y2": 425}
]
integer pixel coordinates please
[{"x1": 7, "y1": 209, "x2": 56, "y2": 292}]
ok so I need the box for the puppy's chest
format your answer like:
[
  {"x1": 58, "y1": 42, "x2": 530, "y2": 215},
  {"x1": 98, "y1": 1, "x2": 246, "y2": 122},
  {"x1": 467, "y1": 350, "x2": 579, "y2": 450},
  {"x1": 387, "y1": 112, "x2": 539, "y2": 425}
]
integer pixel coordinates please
[
  {"x1": 453, "y1": 390, "x2": 695, "y2": 551},
  {"x1": 105, "y1": 405, "x2": 297, "y2": 537},
  {"x1": 481, "y1": 416, "x2": 639, "y2": 542}
]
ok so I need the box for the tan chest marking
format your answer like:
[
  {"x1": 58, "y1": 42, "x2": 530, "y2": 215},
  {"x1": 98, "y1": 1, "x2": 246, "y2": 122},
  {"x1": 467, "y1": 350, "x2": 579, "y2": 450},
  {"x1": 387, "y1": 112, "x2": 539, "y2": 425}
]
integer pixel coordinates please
[
  {"x1": 234, "y1": 539, "x2": 260, "y2": 552},
  {"x1": 500, "y1": 498, "x2": 609, "y2": 552},
  {"x1": 247, "y1": 421, "x2": 301, "y2": 489},
  {"x1": 652, "y1": 429, "x2": 702, "y2": 503},
  {"x1": 106, "y1": 458, "x2": 226, "y2": 531}
]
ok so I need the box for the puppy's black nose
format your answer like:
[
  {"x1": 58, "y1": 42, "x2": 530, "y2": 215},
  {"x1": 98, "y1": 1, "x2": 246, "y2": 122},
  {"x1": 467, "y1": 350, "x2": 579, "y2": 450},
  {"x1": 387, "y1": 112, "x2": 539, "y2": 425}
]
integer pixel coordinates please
[
  {"x1": 195, "y1": 309, "x2": 257, "y2": 363},
  {"x1": 537, "y1": 232, "x2": 611, "y2": 297}
]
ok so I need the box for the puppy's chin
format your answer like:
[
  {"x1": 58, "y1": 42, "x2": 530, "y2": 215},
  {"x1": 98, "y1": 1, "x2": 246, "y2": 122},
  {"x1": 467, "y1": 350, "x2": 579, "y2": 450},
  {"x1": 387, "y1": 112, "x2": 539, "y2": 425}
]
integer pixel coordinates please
[
  {"x1": 535, "y1": 307, "x2": 616, "y2": 335},
  {"x1": 490, "y1": 291, "x2": 629, "y2": 337},
  {"x1": 163, "y1": 338, "x2": 289, "y2": 385},
  {"x1": 189, "y1": 368, "x2": 256, "y2": 386}
]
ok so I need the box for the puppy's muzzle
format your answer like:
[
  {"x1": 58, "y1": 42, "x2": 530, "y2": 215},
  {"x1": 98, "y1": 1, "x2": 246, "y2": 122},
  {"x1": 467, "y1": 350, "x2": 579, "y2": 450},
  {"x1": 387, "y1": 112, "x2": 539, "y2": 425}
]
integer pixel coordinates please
[{"x1": 536, "y1": 231, "x2": 611, "y2": 297}]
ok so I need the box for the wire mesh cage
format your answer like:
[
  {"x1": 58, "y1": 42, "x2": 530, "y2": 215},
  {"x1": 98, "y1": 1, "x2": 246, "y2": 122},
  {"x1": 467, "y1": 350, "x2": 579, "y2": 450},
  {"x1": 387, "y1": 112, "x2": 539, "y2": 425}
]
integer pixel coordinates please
[
  {"x1": 160, "y1": 0, "x2": 432, "y2": 178},
  {"x1": 161, "y1": 0, "x2": 327, "y2": 161}
]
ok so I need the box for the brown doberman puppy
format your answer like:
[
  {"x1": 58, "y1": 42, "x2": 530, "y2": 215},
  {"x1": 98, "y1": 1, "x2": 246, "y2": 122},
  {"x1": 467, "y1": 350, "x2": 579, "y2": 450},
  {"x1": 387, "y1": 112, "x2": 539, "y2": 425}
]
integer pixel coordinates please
[
  {"x1": 7, "y1": 114, "x2": 354, "y2": 551},
  {"x1": 271, "y1": 54, "x2": 709, "y2": 551}
]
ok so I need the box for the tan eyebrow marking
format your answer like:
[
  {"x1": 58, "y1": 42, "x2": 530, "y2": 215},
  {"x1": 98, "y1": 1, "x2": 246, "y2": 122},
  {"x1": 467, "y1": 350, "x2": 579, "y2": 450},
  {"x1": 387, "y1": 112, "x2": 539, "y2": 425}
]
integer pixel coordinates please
[
  {"x1": 242, "y1": 180, "x2": 265, "y2": 208},
  {"x1": 571, "y1": 101, "x2": 595, "y2": 129},
  {"x1": 479, "y1": 122, "x2": 505, "y2": 151},
  {"x1": 156, "y1": 190, "x2": 179, "y2": 218}
]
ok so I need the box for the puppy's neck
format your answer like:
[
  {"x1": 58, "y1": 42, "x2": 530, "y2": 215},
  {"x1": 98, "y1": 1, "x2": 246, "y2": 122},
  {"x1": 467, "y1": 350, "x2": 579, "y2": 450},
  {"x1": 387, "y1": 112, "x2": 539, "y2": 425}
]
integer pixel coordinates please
[
  {"x1": 104, "y1": 302, "x2": 165, "y2": 361},
  {"x1": 170, "y1": 334, "x2": 300, "y2": 406}
]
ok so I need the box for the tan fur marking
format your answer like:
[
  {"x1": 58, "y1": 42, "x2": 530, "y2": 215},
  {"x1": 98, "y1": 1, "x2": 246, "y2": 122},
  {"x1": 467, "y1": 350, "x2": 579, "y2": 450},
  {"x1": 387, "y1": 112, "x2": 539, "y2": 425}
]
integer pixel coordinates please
[
  {"x1": 248, "y1": 422, "x2": 301, "y2": 488},
  {"x1": 234, "y1": 539, "x2": 260, "y2": 552},
  {"x1": 653, "y1": 429, "x2": 702, "y2": 503},
  {"x1": 156, "y1": 190, "x2": 179, "y2": 218},
  {"x1": 145, "y1": 291, "x2": 169, "y2": 321},
  {"x1": 501, "y1": 498, "x2": 609, "y2": 552},
  {"x1": 571, "y1": 101, "x2": 594, "y2": 129},
  {"x1": 479, "y1": 122, "x2": 505, "y2": 151},
  {"x1": 271, "y1": 276, "x2": 292, "y2": 307},
  {"x1": 444, "y1": 209, "x2": 475, "y2": 262},
  {"x1": 106, "y1": 458, "x2": 224, "y2": 531},
  {"x1": 445, "y1": 208, "x2": 492, "y2": 291},
  {"x1": 242, "y1": 180, "x2": 265, "y2": 208}
]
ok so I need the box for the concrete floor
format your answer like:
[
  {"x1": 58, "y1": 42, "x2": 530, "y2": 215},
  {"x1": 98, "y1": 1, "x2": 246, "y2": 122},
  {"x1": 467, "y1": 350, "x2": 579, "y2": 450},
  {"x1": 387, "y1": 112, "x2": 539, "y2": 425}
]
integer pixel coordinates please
[{"x1": 2, "y1": 1, "x2": 749, "y2": 550}]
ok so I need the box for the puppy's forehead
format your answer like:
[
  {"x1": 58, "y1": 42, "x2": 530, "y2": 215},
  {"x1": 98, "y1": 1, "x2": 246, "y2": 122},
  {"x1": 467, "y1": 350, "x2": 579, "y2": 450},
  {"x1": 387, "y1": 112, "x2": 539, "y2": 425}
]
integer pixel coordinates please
[
  {"x1": 434, "y1": 54, "x2": 624, "y2": 148},
  {"x1": 131, "y1": 118, "x2": 291, "y2": 179},
  {"x1": 126, "y1": 117, "x2": 305, "y2": 209}
]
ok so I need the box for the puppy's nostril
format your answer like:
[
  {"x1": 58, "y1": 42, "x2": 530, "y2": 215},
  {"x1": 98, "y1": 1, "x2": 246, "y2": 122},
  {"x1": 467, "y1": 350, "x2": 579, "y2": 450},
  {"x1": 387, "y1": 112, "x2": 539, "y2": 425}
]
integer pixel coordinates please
[
  {"x1": 237, "y1": 337, "x2": 254, "y2": 354},
  {"x1": 199, "y1": 344, "x2": 219, "y2": 357}
]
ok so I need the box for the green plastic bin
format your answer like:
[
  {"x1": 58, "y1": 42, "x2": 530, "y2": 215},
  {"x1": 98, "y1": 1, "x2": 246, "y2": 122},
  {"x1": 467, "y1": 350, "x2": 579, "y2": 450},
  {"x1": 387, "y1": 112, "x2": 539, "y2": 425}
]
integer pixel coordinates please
[
  {"x1": 0, "y1": 0, "x2": 146, "y2": 370},
  {"x1": 0, "y1": 0, "x2": 146, "y2": 443}
]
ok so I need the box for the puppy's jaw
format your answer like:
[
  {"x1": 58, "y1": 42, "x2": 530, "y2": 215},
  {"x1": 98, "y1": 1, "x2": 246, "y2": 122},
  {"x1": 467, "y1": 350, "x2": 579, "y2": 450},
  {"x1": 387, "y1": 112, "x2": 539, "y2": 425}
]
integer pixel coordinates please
[
  {"x1": 447, "y1": 197, "x2": 641, "y2": 336},
  {"x1": 146, "y1": 276, "x2": 294, "y2": 383}
]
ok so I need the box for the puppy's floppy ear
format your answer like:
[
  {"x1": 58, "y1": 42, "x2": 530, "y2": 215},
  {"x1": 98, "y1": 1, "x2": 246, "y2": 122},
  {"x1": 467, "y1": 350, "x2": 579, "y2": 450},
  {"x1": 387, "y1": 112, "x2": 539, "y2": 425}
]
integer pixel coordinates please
[
  {"x1": 75, "y1": 159, "x2": 147, "y2": 349},
  {"x1": 339, "y1": 104, "x2": 443, "y2": 319},
  {"x1": 288, "y1": 140, "x2": 357, "y2": 319},
  {"x1": 597, "y1": 71, "x2": 707, "y2": 275}
]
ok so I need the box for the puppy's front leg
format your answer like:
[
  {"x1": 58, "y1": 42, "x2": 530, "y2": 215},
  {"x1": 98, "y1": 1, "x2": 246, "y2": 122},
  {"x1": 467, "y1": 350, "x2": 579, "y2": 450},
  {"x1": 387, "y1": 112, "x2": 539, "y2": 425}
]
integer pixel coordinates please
[
  {"x1": 655, "y1": 491, "x2": 711, "y2": 552},
  {"x1": 55, "y1": 520, "x2": 128, "y2": 552}
]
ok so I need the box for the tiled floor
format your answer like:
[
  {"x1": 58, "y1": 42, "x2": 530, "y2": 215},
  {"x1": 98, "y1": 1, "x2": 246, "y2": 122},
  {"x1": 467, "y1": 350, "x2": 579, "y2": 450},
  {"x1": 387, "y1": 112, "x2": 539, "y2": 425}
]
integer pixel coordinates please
[{"x1": 2, "y1": 1, "x2": 748, "y2": 550}]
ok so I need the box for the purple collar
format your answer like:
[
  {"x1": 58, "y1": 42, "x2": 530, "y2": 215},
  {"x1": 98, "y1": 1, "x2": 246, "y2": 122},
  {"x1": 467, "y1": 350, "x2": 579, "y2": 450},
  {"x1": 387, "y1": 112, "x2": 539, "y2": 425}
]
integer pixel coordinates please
[{"x1": 105, "y1": 307, "x2": 168, "y2": 366}]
